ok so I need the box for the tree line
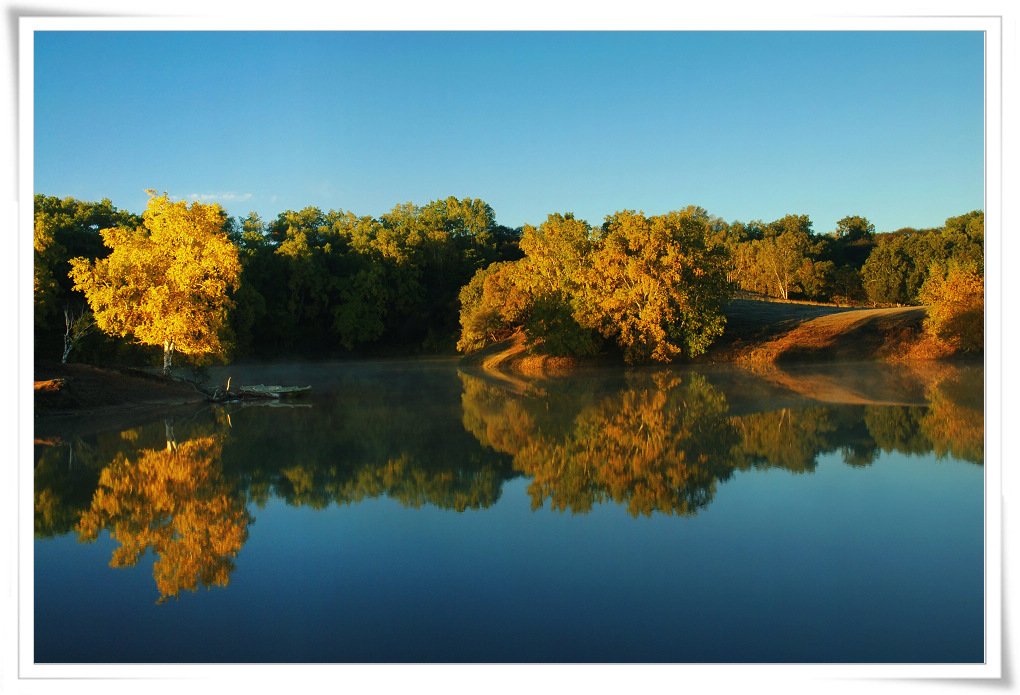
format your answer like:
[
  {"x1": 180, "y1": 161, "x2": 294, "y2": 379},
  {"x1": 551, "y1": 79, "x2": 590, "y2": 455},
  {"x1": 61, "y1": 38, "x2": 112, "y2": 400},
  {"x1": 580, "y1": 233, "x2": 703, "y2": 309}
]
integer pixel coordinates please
[
  {"x1": 34, "y1": 191, "x2": 985, "y2": 369},
  {"x1": 35, "y1": 192, "x2": 524, "y2": 368},
  {"x1": 719, "y1": 210, "x2": 983, "y2": 307}
]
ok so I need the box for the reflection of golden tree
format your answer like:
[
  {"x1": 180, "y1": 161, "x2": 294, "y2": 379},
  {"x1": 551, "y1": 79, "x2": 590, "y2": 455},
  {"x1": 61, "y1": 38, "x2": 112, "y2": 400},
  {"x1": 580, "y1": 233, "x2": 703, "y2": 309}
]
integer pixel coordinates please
[
  {"x1": 461, "y1": 371, "x2": 738, "y2": 517},
  {"x1": 76, "y1": 430, "x2": 251, "y2": 603},
  {"x1": 460, "y1": 374, "x2": 542, "y2": 457},
  {"x1": 920, "y1": 372, "x2": 983, "y2": 464}
]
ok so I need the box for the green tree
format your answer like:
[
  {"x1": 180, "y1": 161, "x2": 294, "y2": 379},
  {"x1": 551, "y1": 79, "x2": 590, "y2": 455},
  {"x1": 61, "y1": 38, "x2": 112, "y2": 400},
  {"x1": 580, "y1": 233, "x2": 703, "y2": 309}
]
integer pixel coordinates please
[
  {"x1": 750, "y1": 223, "x2": 809, "y2": 300},
  {"x1": 834, "y1": 215, "x2": 875, "y2": 242},
  {"x1": 34, "y1": 195, "x2": 143, "y2": 358},
  {"x1": 823, "y1": 265, "x2": 867, "y2": 306},
  {"x1": 228, "y1": 195, "x2": 517, "y2": 358},
  {"x1": 938, "y1": 210, "x2": 984, "y2": 274},
  {"x1": 727, "y1": 214, "x2": 833, "y2": 301},
  {"x1": 861, "y1": 233, "x2": 917, "y2": 305},
  {"x1": 377, "y1": 196, "x2": 506, "y2": 349},
  {"x1": 862, "y1": 213, "x2": 983, "y2": 307}
]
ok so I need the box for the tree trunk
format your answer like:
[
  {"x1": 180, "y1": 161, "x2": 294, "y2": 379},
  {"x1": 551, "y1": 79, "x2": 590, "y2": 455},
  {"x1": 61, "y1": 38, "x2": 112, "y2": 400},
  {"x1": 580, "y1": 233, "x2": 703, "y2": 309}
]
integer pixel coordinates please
[
  {"x1": 62, "y1": 306, "x2": 94, "y2": 364},
  {"x1": 62, "y1": 308, "x2": 72, "y2": 364},
  {"x1": 165, "y1": 419, "x2": 177, "y2": 453},
  {"x1": 162, "y1": 340, "x2": 175, "y2": 376}
]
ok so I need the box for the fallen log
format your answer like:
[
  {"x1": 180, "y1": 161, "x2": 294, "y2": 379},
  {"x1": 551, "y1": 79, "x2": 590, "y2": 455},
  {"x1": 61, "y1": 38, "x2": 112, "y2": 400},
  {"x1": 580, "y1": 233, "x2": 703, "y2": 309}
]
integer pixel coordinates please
[{"x1": 207, "y1": 379, "x2": 311, "y2": 403}]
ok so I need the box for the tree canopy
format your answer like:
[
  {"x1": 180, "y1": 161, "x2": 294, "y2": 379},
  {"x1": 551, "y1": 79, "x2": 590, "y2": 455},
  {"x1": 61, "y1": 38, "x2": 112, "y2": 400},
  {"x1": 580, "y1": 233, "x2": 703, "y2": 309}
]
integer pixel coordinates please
[
  {"x1": 35, "y1": 189, "x2": 983, "y2": 366},
  {"x1": 69, "y1": 191, "x2": 241, "y2": 374},
  {"x1": 458, "y1": 208, "x2": 734, "y2": 363}
]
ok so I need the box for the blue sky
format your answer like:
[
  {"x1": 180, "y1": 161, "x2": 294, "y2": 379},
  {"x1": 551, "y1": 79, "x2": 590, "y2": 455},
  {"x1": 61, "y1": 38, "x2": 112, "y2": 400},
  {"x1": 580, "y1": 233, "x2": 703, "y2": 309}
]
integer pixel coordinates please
[{"x1": 32, "y1": 29, "x2": 985, "y2": 234}]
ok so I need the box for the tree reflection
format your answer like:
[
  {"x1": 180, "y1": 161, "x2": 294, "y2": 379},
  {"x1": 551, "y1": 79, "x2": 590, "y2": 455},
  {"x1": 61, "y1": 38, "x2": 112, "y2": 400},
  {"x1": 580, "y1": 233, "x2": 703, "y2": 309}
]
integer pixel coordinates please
[
  {"x1": 75, "y1": 420, "x2": 252, "y2": 603},
  {"x1": 462, "y1": 371, "x2": 739, "y2": 516},
  {"x1": 459, "y1": 362, "x2": 984, "y2": 517},
  {"x1": 864, "y1": 406, "x2": 931, "y2": 457},
  {"x1": 918, "y1": 365, "x2": 983, "y2": 464},
  {"x1": 213, "y1": 373, "x2": 517, "y2": 513},
  {"x1": 729, "y1": 406, "x2": 841, "y2": 473},
  {"x1": 34, "y1": 437, "x2": 101, "y2": 538},
  {"x1": 34, "y1": 361, "x2": 983, "y2": 593}
]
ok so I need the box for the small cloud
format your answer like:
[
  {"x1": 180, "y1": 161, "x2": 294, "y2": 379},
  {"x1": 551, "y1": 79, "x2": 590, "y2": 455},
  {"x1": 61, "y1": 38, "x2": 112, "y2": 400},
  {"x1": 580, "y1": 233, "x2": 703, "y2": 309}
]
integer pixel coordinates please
[{"x1": 188, "y1": 192, "x2": 254, "y2": 203}]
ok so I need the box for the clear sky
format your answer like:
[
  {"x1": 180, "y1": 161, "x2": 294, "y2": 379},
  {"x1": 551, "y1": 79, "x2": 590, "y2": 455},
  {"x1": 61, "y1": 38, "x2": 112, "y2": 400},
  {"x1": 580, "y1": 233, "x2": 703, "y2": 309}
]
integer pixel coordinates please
[{"x1": 32, "y1": 29, "x2": 984, "y2": 234}]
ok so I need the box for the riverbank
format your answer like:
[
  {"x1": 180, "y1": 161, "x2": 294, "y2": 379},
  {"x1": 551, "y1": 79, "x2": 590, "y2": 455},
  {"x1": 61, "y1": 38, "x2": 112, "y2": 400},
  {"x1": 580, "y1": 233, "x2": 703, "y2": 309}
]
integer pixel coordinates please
[
  {"x1": 461, "y1": 299, "x2": 935, "y2": 376},
  {"x1": 33, "y1": 299, "x2": 954, "y2": 417},
  {"x1": 34, "y1": 361, "x2": 208, "y2": 428}
]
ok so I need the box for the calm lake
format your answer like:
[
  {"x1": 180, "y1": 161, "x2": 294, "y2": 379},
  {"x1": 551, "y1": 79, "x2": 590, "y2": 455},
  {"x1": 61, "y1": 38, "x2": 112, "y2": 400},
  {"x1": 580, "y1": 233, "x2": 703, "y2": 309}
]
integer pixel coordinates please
[{"x1": 33, "y1": 359, "x2": 985, "y2": 664}]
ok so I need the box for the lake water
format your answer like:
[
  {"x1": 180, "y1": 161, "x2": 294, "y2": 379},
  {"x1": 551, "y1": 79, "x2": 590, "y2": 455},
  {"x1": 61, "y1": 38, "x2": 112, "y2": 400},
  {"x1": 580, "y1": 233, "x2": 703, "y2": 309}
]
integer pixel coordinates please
[{"x1": 33, "y1": 359, "x2": 985, "y2": 664}]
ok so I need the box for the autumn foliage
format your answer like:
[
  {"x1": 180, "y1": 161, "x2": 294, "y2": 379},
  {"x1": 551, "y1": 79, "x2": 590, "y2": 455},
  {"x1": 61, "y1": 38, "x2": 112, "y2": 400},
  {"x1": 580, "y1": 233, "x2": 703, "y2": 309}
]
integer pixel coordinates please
[
  {"x1": 458, "y1": 208, "x2": 733, "y2": 363},
  {"x1": 36, "y1": 189, "x2": 983, "y2": 367},
  {"x1": 76, "y1": 432, "x2": 251, "y2": 603},
  {"x1": 918, "y1": 263, "x2": 984, "y2": 355},
  {"x1": 69, "y1": 191, "x2": 241, "y2": 374}
]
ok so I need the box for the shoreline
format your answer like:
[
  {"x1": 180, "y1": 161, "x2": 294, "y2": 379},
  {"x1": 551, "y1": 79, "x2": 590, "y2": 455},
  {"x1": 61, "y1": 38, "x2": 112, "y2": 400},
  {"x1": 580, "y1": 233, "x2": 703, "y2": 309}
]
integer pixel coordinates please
[{"x1": 34, "y1": 300, "x2": 977, "y2": 421}]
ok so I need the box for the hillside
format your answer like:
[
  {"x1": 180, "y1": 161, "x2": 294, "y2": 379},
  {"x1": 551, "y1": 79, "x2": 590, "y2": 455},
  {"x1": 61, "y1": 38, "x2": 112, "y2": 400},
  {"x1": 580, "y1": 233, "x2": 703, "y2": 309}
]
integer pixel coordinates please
[{"x1": 703, "y1": 299, "x2": 928, "y2": 363}]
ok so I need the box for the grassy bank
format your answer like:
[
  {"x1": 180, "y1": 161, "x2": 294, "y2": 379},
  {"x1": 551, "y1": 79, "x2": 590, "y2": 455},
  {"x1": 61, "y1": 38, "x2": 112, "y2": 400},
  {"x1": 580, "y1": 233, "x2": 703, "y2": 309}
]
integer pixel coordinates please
[
  {"x1": 703, "y1": 299, "x2": 930, "y2": 363},
  {"x1": 462, "y1": 298, "x2": 946, "y2": 376}
]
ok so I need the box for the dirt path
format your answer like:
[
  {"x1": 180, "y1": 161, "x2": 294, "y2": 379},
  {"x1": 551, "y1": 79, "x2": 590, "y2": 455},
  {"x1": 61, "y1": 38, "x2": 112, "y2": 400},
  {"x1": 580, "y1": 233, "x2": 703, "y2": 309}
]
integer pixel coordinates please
[{"x1": 703, "y1": 299, "x2": 927, "y2": 363}]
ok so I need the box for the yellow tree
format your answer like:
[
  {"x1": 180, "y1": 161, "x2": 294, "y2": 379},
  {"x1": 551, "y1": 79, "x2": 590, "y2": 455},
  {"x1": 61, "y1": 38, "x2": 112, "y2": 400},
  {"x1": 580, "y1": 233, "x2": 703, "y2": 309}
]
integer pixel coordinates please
[
  {"x1": 69, "y1": 191, "x2": 241, "y2": 374},
  {"x1": 456, "y1": 260, "x2": 533, "y2": 353},
  {"x1": 918, "y1": 263, "x2": 984, "y2": 355},
  {"x1": 581, "y1": 209, "x2": 732, "y2": 363}
]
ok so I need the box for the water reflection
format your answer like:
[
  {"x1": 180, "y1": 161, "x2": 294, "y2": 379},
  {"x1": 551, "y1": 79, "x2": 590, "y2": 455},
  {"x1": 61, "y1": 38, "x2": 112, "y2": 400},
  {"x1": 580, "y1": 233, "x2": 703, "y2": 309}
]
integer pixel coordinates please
[
  {"x1": 34, "y1": 361, "x2": 983, "y2": 600},
  {"x1": 461, "y1": 370, "x2": 739, "y2": 516},
  {"x1": 458, "y1": 362, "x2": 981, "y2": 516}
]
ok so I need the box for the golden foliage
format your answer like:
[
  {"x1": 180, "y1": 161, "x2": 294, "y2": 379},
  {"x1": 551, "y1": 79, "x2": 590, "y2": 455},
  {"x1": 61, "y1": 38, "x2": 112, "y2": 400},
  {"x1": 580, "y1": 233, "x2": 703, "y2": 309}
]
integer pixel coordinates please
[
  {"x1": 69, "y1": 191, "x2": 241, "y2": 367},
  {"x1": 459, "y1": 363, "x2": 983, "y2": 516},
  {"x1": 76, "y1": 433, "x2": 251, "y2": 603},
  {"x1": 460, "y1": 371, "x2": 737, "y2": 516},
  {"x1": 457, "y1": 209, "x2": 732, "y2": 363},
  {"x1": 579, "y1": 210, "x2": 731, "y2": 362},
  {"x1": 920, "y1": 371, "x2": 984, "y2": 463},
  {"x1": 918, "y1": 264, "x2": 984, "y2": 354},
  {"x1": 457, "y1": 261, "x2": 533, "y2": 353}
]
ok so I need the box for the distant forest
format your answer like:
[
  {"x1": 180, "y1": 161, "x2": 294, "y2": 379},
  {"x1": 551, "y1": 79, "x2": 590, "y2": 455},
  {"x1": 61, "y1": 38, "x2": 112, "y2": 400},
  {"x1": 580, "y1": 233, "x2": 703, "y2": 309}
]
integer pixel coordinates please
[{"x1": 33, "y1": 193, "x2": 984, "y2": 368}]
